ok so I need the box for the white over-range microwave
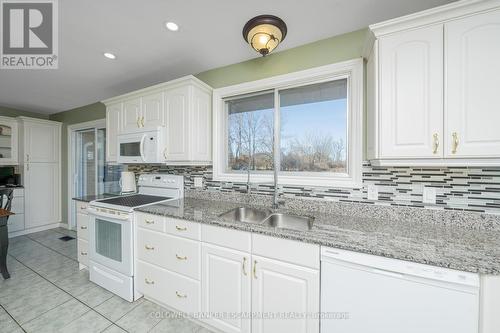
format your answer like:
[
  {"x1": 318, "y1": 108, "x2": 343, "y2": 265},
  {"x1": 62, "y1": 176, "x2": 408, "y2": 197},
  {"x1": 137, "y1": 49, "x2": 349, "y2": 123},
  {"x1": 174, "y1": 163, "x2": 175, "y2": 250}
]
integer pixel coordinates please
[{"x1": 117, "y1": 128, "x2": 164, "y2": 164}]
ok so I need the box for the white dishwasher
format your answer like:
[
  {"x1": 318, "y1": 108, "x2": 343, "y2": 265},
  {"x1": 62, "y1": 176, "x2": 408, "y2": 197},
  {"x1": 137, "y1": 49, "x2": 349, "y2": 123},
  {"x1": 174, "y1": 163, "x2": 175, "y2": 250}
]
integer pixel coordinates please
[{"x1": 320, "y1": 247, "x2": 480, "y2": 333}]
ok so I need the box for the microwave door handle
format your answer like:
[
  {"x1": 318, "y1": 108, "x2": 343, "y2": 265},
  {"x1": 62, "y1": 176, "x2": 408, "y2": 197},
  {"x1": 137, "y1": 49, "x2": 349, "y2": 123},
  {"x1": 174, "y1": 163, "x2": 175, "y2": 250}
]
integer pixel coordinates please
[{"x1": 139, "y1": 134, "x2": 147, "y2": 162}]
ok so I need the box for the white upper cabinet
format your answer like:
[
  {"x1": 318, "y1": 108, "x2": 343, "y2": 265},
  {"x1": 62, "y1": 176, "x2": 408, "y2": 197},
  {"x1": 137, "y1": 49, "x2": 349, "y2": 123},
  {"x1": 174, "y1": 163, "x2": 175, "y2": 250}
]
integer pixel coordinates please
[
  {"x1": 121, "y1": 98, "x2": 142, "y2": 133},
  {"x1": 0, "y1": 116, "x2": 18, "y2": 165},
  {"x1": 141, "y1": 92, "x2": 165, "y2": 130},
  {"x1": 164, "y1": 85, "x2": 190, "y2": 161},
  {"x1": 368, "y1": 2, "x2": 500, "y2": 166},
  {"x1": 20, "y1": 118, "x2": 60, "y2": 163},
  {"x1": 445, "y1": 9, "x2": 500, "y2": 158},
  {"x1": 103, "y1": 75, "x2": 212, "y2": 165},
  {"x1": 379, "y1": 25, "x2": 443, "y2": 159},
  {"x1": 106, "y1": 103, "x2": 121, "y2": 162}
]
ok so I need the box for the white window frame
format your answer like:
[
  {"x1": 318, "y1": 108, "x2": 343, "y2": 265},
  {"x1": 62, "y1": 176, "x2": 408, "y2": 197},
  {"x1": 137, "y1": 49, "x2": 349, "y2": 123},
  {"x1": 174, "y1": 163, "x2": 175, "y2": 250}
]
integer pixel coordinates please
[{"x1": 212, "y1": 58, "x2": 363, "y2": 188}]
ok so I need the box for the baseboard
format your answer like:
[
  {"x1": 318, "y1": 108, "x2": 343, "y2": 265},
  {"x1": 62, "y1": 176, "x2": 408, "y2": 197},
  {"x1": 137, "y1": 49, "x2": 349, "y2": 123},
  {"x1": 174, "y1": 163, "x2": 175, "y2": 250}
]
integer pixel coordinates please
[
  {"x1": 8, "y1": 222, "x2": 62, "y2": 238},
  {"x1": 58, "y1": 222, "x2": 70, "y2": 230}
]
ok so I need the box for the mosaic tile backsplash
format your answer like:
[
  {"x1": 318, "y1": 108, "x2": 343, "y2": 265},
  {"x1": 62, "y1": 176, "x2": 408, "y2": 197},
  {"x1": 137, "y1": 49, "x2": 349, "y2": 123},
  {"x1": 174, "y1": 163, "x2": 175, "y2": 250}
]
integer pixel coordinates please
[{"x1": 128, "y1": 162, "x2": 500, "y2": 215}]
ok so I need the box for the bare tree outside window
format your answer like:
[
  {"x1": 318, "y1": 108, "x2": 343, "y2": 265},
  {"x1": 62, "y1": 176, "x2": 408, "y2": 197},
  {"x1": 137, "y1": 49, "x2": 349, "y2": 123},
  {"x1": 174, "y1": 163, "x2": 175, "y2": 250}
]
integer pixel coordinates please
[{"x1": 225, "y1": 78, "x2": 348, "y2": 174}]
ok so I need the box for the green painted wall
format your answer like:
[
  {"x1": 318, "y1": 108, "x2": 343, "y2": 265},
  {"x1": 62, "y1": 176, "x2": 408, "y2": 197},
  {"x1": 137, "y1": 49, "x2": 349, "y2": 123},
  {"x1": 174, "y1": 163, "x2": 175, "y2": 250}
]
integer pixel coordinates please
[
  {"x1": 0, "y1": 106, "x2": 49, "y2": 119},
  {"x1": 49, "y1": 102, "x2": 106, "y2": 223},
  {"x1": 50, "y1": 28, "x2": 368, "y2": 224},
  {"x1": 196, "y1": 28, "x2": 367, "y2": 88}
]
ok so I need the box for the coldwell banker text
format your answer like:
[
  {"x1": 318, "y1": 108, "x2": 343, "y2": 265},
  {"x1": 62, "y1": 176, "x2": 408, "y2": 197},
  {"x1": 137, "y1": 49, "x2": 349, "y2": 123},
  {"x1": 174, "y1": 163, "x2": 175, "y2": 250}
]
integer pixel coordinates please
[{"x1": 0, "y1": 0, "x2": 58, "y2": 69}]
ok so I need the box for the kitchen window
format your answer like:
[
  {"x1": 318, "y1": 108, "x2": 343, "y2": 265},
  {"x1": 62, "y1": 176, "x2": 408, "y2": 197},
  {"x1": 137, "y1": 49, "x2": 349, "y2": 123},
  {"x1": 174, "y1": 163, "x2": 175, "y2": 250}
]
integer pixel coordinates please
[{"x1": 213, "y1": 59, "x2": 363, "y2": 187}]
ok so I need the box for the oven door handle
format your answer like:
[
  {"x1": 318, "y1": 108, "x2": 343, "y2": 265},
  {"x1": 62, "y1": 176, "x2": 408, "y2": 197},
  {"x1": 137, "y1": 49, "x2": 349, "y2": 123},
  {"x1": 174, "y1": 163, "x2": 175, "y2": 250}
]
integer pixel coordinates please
[
  {"x1": 87, "y1": 207, "x2": 131, "y2": 221},
  {"x1": 139, "y1": 134, "x2": 147, "y2": 162}
]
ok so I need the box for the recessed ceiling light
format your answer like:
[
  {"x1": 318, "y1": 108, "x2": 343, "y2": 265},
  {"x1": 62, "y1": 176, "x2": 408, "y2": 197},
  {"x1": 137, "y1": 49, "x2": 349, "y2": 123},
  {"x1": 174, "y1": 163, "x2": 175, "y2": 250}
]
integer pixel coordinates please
[
  {"x1": 165, "y1": 22, "x2": 179, "y2": 31},
  {"x1": 103, "y1": 52, "x2": 116, "y2": 60}
]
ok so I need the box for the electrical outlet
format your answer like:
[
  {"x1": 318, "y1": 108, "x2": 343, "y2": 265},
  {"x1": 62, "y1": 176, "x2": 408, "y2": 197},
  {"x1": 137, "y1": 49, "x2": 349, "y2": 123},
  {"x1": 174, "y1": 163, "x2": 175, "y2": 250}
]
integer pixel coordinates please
[
  {"x1": 423, "y1": 187, "x2": 436, "y2": 204},
  {"x1": 367, "y1": 185, "x2": 378, "y2": 200},
  {"x1": 194, "y1": 177, "x2": 203, "y2": 188}
]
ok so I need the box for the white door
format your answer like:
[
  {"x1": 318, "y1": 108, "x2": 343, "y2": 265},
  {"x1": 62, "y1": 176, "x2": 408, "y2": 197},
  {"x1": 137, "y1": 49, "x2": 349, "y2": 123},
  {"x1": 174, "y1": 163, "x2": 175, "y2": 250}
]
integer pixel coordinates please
[
  {"x1": 251, "y1": 255, "x2": 319, "y2": 333},
  {"x1": 25, "y1": 122, "x2": 59, "y2": 163},
  {"x1": 24, "y1": 163, "x2": 59, "y2": 228},
  {"x1": 164, "y1": 86, "x2": 190, "y2": 161},
  {"x1": 201, "y1": 244, "x2": 251, "y2": 333},
  {"x1": 378, "y1": 24, "x2": 443, "y2": 158},
  {"x1": 106, "y1": 103, "x2": 121, "y2": 162},
  {"x1": 121, "y1": 98, "x2": 142, "y2": 133},
  {"x1": 445, "y1": 9, "x2": 500, "y2": 158},
  {"x1": 141, "y1": 92, "x2": 164, "y2": 130}
]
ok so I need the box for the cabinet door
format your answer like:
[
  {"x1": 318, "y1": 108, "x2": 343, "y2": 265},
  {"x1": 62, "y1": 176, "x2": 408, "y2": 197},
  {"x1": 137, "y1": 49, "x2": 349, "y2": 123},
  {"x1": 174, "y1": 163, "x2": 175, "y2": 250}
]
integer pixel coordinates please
[
  {"x1": 445, "y1": 10, "x2": 500, "y2": 158},
  {"x1": 191, "y1": 88, "x2": 211, "y2": 162},
  {"x1": 121, "y1": 98, "x2": 141, "y2": 133},
  {"x1": 164, "y1": 86, "x2": 190, "y2": 161},
  {"x1": 0, "y1": 117, "x2": 18, "y2": 165},
  {"x1": 106, "y1": 103, "x2": 121, "y2": 162},
  {"x1": 202, "y1": 244, "x2": 251, "y2": 333},
  {"x1": 24, "y1": 163, "x2": 59, "y2": 228},
  {"x1": 24, "y1": 122, "x2": 59, "y2": 163},
  {"x1": 251, "y1": 255, "x2": 319, "y2": 333},
  {"x1": 379, "y1": 25, "x2": 443, "y2": 158},
  {"x1": 141, "y1": 92, "x2": 164, "y2": 130}
]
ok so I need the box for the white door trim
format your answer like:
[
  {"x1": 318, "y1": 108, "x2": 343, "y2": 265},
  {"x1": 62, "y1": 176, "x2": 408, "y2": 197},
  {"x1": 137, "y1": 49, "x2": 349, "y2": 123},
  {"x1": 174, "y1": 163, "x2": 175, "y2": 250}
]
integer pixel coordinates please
[{"x1": 67, "y1": 119, "x2": 106, "y2": 230}]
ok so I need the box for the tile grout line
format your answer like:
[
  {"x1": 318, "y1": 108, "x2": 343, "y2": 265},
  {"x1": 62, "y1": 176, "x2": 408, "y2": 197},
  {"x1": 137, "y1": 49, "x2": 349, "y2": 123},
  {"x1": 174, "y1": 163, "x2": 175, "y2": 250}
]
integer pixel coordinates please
[
  {"x1": 24, "y1": 233, "x2": 79, "y2": 263},
  {"x1": 0, "y1": 302, "x2": 27, "y2": 333}
]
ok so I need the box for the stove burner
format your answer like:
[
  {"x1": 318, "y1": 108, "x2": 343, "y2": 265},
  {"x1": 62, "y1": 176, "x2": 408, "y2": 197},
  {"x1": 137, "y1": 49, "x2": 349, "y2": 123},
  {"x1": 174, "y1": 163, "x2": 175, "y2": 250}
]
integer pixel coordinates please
[{"x1": 96, "y1": 194, "x2": 170, "y2": 207}]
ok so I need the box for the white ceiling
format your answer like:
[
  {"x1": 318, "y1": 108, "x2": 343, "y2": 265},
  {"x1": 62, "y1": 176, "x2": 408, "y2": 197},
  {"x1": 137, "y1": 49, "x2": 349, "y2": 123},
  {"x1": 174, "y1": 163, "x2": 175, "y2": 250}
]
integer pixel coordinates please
[{"x1": 0, "y1": 0, "x2": 455, "y2": 114}]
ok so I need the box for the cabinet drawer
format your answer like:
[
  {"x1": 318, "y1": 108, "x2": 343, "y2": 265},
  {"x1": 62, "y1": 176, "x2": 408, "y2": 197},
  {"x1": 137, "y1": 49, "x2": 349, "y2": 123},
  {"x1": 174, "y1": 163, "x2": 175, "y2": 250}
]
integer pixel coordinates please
[
  {"x1": 76, "y1": 213, "x2": 89, "y2": 241},
  {"x1": 201, "y1": 224, "x2": 251, "y2": 252},
  {"x1": 7, "y1": 214, "x2": 24, "y2": 232},
  {"x1": 13, "y1": 188, "x2": 24, "y2": 197},
  {"x1": 165, "y1": 217, "x2": 201, "y2": 240},
  {"x1": 11, "y1": 197, "x2": 24, "y2": 214},
  {"x1": 78, "y1": 239, "x2": 89, "y2": 267},
  {"x1": 252, "y1": 234, "x2": 320, "y2": 269},
  {"x1": 76, "y1": 201, "x2": 89, "y2": 215},
  {"x1": 137, "y1": 228, "x2": 200, "y2": 280},
  {"x1": 136, "y1": 212, "x2": 165, "y2": 232},
  {"x1": 137, "y1": 260, "x2": 200, "y2": 314}
]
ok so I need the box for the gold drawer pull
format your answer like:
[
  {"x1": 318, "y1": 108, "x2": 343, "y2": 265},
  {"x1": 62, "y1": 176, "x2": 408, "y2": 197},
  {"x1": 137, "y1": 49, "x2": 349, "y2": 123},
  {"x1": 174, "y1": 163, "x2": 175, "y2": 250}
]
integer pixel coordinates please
[
  {"x1": 80, "y1": 226, "x2": 87, "y2": 230},
  {"x1": 80, "y1": 206, "x2": 87, "y2": 210},
  {"x1": 451, "y1": 132, "x2": 459, "y2": 154},
  {"x1": 176, "y1": 291, "x2": 187, "y2": 298},
  {"x1": 145, "y1": 278, "x2": 155, "y2": 285},
  {"x1": 145, "y1": 245, "x2": 155, "y2": 250},
  {"x1": 253, "y1": 260, "x2": 258, "y2": 279},
  {"x1": 176, "y1": 254, "x2": 187, "y2": 260},
  {"x1": 242, "y1": 257, "x2": 247, "y2": 276},
  {"x1": 80, "y1": 251, "x2": 87, "y2": 256},
  {"x1": 141, "y1": 116, "x2": 145, "y2": 127},
  {"x1": 145, "y1": 219, "x2": 155, "y2": 224},
  {"x1": 175, "y1": 225, "x2": 187, "y2": 231}
]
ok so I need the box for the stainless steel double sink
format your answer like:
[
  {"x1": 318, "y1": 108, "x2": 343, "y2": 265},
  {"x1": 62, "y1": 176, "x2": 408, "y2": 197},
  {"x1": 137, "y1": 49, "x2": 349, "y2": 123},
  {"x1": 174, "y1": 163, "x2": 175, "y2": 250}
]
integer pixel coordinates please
[{"x1": 219, "y1": 207, "x2": 314, "y2": 231}]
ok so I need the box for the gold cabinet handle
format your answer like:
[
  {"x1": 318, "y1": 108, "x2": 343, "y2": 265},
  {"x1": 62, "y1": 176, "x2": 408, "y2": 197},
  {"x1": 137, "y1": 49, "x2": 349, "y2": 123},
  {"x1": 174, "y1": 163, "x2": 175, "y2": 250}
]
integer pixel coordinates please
[
  {"x1": 176, "y1": 254, "x2": 187, "y2": 260},
  {"x1": 80, "y1": 251, "x2": 87, "y2": 256},
  {"x1": 80, "y1": 206, "x2": 87, "y2": 210},
  {"x1": 452, "y1": 132, "x2": 459, "y2": 154},
  {"x1": 145, "y1": 245, "x2": 155, "y2": 250},
  {"x1": 175, "y1": 225, "x2": 187, "y2": 231},
  {"x1": 80, "y1": 226, "x2": 87, "y2": 230},
  {"x1": 137, "y1": 117, "x2": 141, "y2": 128},
  {"x1": 145, "y1": 219, "x2": 155, "y2": 224},
  {"x1": 141, "y1": 116, "x2": 145, "y2": 127},
  {"x1": 26, "y1": 154, "x2": 30, "y2": 162},
  {"x1": 432, "y1": 133, "x2": 439, "y2": 154},
  {"x1": 242, "y1": 257, "x2": 247, "y2": 276},
  {"x1": 145, "y1": 278, "x2": 154, "y2": 285},
  {"x1": 176, "y1": 291, "x2": 187, "y2": 298},
  {"x1": 253, "y1": 260, "x2": 258, "y2": 279},
  {"x1": 163, "y1": 148, "x2": 168, "y2": 159}
]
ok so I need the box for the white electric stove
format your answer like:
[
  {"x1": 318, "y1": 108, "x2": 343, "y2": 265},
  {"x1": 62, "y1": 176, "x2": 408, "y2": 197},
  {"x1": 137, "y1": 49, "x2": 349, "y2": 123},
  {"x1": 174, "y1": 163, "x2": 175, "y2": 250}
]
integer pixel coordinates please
[{"x1": 87, "y1": 174, "x2": 184, "y2": 301}]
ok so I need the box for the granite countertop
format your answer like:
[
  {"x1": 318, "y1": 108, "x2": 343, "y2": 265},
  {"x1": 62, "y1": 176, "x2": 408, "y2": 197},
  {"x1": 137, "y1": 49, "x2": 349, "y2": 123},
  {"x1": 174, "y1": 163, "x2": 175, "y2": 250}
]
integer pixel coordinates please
[
  {"x1": 72, "y1": 193, "x2": 121, "y2": 202},
  {"x1": 136, "y1": 197, "x2": 500, "y2": 275}
]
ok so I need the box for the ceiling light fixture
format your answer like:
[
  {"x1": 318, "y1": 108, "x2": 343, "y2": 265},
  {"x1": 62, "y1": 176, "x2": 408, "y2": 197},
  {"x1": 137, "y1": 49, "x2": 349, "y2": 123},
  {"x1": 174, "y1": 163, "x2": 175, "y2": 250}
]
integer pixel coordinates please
[
  {"x1": 103, "y1": 52, "x2": 116, "y2": 60},
  {"x1": 242, "y1": 15, "x2": 287, "y2": 57},
  {"x1": 165, "y1": 22, "x2": 179, "y2": 31}
]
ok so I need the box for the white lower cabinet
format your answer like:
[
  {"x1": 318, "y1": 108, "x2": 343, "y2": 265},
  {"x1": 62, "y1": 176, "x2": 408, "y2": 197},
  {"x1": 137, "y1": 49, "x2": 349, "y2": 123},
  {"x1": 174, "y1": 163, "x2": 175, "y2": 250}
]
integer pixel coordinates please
[
  {"x1": 74, "y1": 200, "x2": 89, "y2": 269},
  {"x1": 7, "y1": 189, "x2": 25, "y2": 233},
  {"x1": 201, "y1": 243, "x2": 251, "y2": 333},
  {"x1": 251, "y1": 255, "x2": 320, "y2": 333}
]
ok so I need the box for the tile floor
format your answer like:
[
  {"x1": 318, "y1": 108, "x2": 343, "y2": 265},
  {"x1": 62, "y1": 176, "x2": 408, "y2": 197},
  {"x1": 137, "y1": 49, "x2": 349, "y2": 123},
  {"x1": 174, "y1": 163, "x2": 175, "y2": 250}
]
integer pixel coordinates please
[{"x1": 0, "y1": 227, "x2": 214, "y2": 333}]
